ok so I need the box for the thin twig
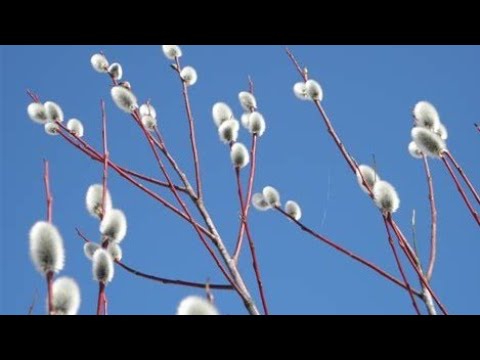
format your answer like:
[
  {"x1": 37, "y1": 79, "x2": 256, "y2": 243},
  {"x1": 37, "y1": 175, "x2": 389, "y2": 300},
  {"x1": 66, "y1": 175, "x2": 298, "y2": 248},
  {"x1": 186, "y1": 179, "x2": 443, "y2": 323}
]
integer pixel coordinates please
[
  {"x1": 422, "y1": 156, "x2": 438, "y2": 281},
  {"x1": 444, "y1": 151, "x2": 480, "y2": 205},
  {"x1": 43, "y1": 160, "x2": 53, "y2": 223},
  {"x1": 76, "y1": 228, "x2": 233, "y2": 290},
  {"x1": 97, "y1": 282, "x2": 105, "y2": 315},
  {"x1": 235, "y1": 167, "x2": 269, "y2": 315},
  {"x1": 131, "y1": 110, "x2": 259, "y2": 313},
  {"x1": 46, "y1": 271, "x2": 54, "y2": 315},
  {"x1": 101, "y1": 100, "x2": 109, "y2": 221},
  {"x1": 441, "y1": 156, "x2": 480, "y2": 226},
  {"x1": 56, "y1": 126, "x2": 215, "y2": 240},
  {"x1": 387, "y1": 217, "x2": 448, "y2": 315},
  {"x1": 411, "y1": 210, "x2": 420, "y2": 263},
  {"x1": 382, "y1": 216, "x2": 421, "y2": 315},
  {"x1": 233, "y1": 135, "x2": 258, "y2": 262},
  {"x1": 174, "y1": 57, "x2": 203, "y2": 199},
  {"x1": 275, "y1": 207, "x2": 422, "y2": 297},
  {"x1": 285, "y1": 49, "x2": 447, "y2": 312},
  {"x1": 43, "y1": 159, "x2": 54, "y2": 315}
]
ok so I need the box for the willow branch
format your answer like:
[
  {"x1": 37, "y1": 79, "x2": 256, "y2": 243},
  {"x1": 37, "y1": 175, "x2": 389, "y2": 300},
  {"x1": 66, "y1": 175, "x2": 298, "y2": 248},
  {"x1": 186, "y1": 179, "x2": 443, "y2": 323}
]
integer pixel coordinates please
[
  {"x1": 422, "y1": 156, "x2": 438, "y2": 281},
  {"x1": 275, "y1": 207, "x2": 421, "y2": 297},
  {"x1": 382, "y1": 216, "x2": 421, "y2": 314},
  {"x1": 76, "y1": 228, "x2": 233, "y2": 291}
]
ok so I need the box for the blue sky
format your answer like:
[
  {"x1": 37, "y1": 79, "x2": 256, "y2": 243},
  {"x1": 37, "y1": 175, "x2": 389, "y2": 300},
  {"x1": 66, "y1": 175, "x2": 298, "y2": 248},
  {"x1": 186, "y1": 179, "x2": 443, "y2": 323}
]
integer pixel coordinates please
[{"x1": 1, "y1": 45, "x2": 479, "y2": 315}]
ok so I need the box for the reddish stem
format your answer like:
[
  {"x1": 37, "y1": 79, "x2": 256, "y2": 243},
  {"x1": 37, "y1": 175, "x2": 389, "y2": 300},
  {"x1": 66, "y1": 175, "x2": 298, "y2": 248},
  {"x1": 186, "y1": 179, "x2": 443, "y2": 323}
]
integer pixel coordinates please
[
  {"x1": 233, "y1": 135, "x2": 258, "y2": 262},
  {"x1": 444, "y1": 151, "x2": 480, "y2": 205},
  {"x1": 101, "y1": 100, "x2": 109, "y2": 220},
  {"x1": 131, "y1": 111, "x2": 254, "y2": 310},
  {"x1": 46, "y1": 271, "x2": 54, "y2": 315},
  {"x1": 441, "y1": 156, "x2": 480, "y2": 227},
  {"x1": 382, "y1": 217, "x2": 421, "y2": 314},
  {"x1": 234, "y1": 167, "x2": 269, "y2": 315},
  {"x1": 43, "y1": 160, "x2": 53, "y2": 223},
  {"x1": 56, "y1": 127, "x2": 215, "y2": 239},
  {"x1": 76, "y1": 228, "x2": 233, "y2": 290},
  {"x1": 103, "y1": 292, "x2": 108, "y2": 315},
  {"x1": 175, "y1": 57, "x2": 203, "y2": 199},
  {"x1": 422, "y1": 156, "x2": 438, "y2": 281},
  {"x1": 153, "y1": 127, "x2": 197, "y2": 199},
  {"x1": 275, "y1": 207, "x2": 421, "y2": 297},
  {"x1": 97, "y1": 282, "x2": 105, "y2": 315},
  {"x1": 387, "y1": 217, "x2": 448, "y2": 315}
]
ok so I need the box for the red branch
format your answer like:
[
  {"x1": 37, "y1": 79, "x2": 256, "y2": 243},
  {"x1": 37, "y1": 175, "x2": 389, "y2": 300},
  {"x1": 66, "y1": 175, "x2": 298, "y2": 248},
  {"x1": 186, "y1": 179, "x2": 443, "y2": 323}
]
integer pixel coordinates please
[
  {"x1": 130, "y1": 111, "x2": 252, "y2": 308},
  {"x1": 285, "y1": 49, "x2": 450, "y2": 312},
  {"x1": 46, "y1": 271, "x2": 54, "y2": 315},
  {"x1": 275, "y1": 207, "x2": 422, "y2": 297},
  {"x1": 444, "y1": 151, "x2": 480, "y2": 206},
  {"x1": 233, "y1": 135, "x2": 258, "y2": 261},
  {"x1": 43, "y1": 160, "x2": 53, "y2": 223},
  {"x1": 76, "y1": 230, "x2": 233, "y2": 291},
  {"x1": 56, "y1": 126, "x2": 215, "y2": 239},
  {"x1": 174, "y1": 57, "x2": 203, "y2": 199},
  {"x1": 101, "y1": 100, "x2": 109, "y2": 221},
  {"x1": 441, "y1": 156, "x2": 480, "y2": 227},
  {"x1": 422, "y1": 156, "x2": 438, "y2": 281},
  {"x1": 387, "y1": 217, "x2": 448, "y2": 315},
  {"x1": 43, "y1": 159, "x2": 54, "y2": 315},
  {"x1": 382, "y1": 217, "x2": 421, "y2": 314},
  {"x1": 234, "y1": 167, "x2": 269, "y2": 315}
]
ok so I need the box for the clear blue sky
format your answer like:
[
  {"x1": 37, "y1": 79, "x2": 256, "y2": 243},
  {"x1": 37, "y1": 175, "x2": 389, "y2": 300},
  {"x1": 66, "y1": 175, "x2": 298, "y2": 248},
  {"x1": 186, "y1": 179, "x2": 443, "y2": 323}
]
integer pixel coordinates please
[{"x1": 2, "y1": 45, "x2": 479, "y2": 315}]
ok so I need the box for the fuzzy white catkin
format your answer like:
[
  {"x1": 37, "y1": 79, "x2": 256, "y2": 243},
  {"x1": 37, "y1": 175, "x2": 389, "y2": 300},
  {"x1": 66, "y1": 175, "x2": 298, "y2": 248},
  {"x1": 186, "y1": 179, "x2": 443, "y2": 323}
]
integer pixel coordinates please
[
  {"x1": 139, "y1": 104, "x2": 157, "y2": 119},
  {"x1": 373, "y1": 180, "x2": 400, "y2": 214},
  {"x1": 107, "y1": 243, "x2": 123, "y2": 261},
  {"x1": 252, "y1": 193, "x2": 271, "y2": 211},
  {"x1": 230, "y1": 142, "x2": 250, "y2": 169},
  {"x1": 356, "y1": 165, "x2": 380, "y2": 194},
  {"x1": 92, "y1": 249, "x2": 114, "y2": 284},
  {"x1": 408, "y1": 141, "x2": 423, "y2": 159},
  {"x1": 141, "y1": 115, "x2": 157, "y2": 130},
  {"x1": 162, "y1": 45, "x2": 182, "y2": 60},
  {"x1": 241, "y1": 113, "x2": 251, "y2": 129},
  {"x1": 413, "y1": 101, "x2": 440, "y2": 130},
  {"x1": 305, "y1": 79, "x2": 323, "y2": 101},
  {"x1": 263, "y1": 186, "x2": 281, "y2": 207},
  {"x1": 44, "y1": 122, "x2": 60, "y2": 136},
  {"x1": 108, "y1": 63, "x2": 123, "y2": 81},
  {"x1": 84, "y1": 242, "x2": 100, "y2": 260},
  {"x1": 86, "y1": 184, "x2": 112, "y2": 219},
  {"x1": 212, "y1": 102, "x2": 233, "y2": 127},
  {"x1": 100, "y1": 209, "x2": 127, "y2": 244},
  {"x1": 51, "y1": 277, "x2": 81, "y2": 315},
  {"x1": 411, "y1": 127, "x2": 446, "y2": 158},
  {"x1": 29, "y1": 221, "x2": 65, "y2": 274},
  {"x1": 248, "y1": 112, "x2": 266, "y2": 136},
  {"x1": 180, "y1": 66, "x2": 198, "y2": 86},
  {"x1": 91, "y1": 54, "x2": 109, "y2": 73},
  {"x1": 285, "y1": 201, "x2": 302, "y2": 221},
  {"x1": 67, "y1": 118, "x2": 84, "y2": 137},
  {"x1": 111, "y1": 86, "x2": 138, "y2": 113},
  {"x1": 44, "y1": 101, "x2": 64, "y2": 123},
  {"x1": 238, "y1": 91, "x2": 257, "y2": 112},
  {"x1": 435, "y1": 123, "x2": 449, "y2": 141},
  {"x1": 293, "y1": 82, "x2": 309, "y2": 101},
  {"x1": 28, "y1": 103, "x2": 48, "y2": 124},
  {"x1": 177, "y1": 296, "x2": 219, "y2": 315},
  {"x1": 218, "y1": 119, "x2": 240, "y2": 144}
]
